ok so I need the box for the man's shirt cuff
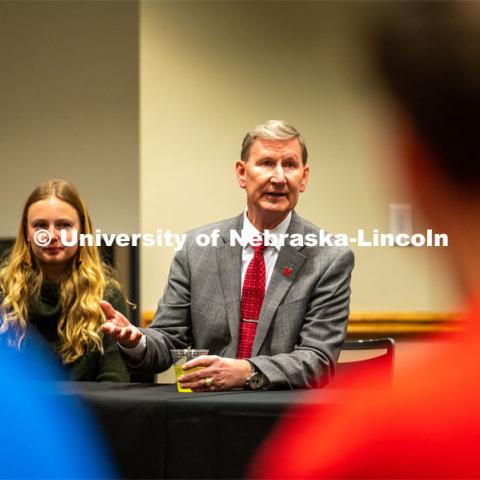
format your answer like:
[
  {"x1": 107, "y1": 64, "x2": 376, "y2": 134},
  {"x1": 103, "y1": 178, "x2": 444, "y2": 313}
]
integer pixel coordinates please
[{"x1": 118, "y1": 333, "x2": 147, "y2": 360}]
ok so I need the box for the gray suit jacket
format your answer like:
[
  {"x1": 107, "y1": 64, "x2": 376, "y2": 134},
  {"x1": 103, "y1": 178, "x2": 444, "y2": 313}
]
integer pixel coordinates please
[{"x1": 134, "y1": 211, "x2": 354, "y2": 389}]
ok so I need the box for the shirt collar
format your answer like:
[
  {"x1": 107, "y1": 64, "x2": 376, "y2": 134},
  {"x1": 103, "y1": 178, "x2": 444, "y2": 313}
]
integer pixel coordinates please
[{"x1": 242, "y1": 210, "x2": 292, "y2": 251}]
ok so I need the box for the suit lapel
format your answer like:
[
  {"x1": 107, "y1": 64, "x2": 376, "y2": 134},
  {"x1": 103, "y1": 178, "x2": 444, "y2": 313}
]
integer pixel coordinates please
[
  {"x1": 217, "y1": 214, "x2": 243, "y2": 357},
  {"x1": 251, "y1": 212, "x2": 307, "y2": 356}
]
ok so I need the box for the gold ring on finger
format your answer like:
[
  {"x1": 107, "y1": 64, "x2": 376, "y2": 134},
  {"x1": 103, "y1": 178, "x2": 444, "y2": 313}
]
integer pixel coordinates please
[{"x1": 203, "y1": 377, "x2": 213, "y2": 387}]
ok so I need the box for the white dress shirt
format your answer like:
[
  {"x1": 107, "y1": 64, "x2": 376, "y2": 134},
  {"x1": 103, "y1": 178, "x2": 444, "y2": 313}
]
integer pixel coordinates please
[
  {"x1": 120, "y1": 211, "x2": 292, "y2": 360},
  {"x1": 240, "y1": 210, "x2": 291, "y2": 291}
]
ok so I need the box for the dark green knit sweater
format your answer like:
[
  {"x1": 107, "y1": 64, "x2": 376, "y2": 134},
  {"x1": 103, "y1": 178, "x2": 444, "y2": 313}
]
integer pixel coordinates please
[{"x1": 26, "y1": 281, "x2": 130, "y2": 382}]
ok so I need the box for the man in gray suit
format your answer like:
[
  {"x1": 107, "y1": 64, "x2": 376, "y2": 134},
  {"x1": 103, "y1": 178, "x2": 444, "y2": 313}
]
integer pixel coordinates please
[{"x1": 101, "y1": 120, "x2": 354, "y2": 390}]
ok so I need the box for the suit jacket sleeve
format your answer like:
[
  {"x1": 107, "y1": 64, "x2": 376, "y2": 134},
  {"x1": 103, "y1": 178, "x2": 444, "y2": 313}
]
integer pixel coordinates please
[
  {"x1": 127, "y1": 241, "x2": 193, "y2": 372},
  {"x1": 250, "y1": 248, "x2": 354, "y2": 389}
]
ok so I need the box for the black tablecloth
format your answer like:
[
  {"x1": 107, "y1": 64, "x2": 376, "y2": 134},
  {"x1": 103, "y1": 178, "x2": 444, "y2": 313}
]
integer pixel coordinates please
[{"x1": 60, "y1": 383, "x2": 344, "y2": 479}]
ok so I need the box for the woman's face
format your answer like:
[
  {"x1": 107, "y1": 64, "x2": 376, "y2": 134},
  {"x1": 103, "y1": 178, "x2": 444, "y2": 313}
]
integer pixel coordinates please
[{"x1": 26, "y1": 196, "x2": 81, "y2": 276}]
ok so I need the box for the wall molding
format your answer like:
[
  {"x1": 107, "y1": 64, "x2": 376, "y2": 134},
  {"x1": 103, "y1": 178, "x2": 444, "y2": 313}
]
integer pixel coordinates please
[
  {"x1": 347, "y1": 311, "x2": 464, "y2": 337},
  {"x1": 141, "y1": 311, "x2": 466, "y2": 338}
]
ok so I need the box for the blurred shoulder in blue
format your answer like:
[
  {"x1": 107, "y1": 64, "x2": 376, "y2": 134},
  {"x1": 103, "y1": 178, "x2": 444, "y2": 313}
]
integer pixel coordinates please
[{"x1": 0, "y1": 330, "x2": 116, "y2": 479}]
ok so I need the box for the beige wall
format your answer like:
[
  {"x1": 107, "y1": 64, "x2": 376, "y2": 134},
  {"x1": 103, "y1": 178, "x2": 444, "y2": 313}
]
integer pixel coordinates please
[
  {"x1": 140, "y1": 1, "x2": 460, "y2": 312},
  {"x1": 0, "y1": 1, "x2": 139, "y2": 236},
  {"x1": 0, "y1": 1, "x2": 459, "y2": 314}
]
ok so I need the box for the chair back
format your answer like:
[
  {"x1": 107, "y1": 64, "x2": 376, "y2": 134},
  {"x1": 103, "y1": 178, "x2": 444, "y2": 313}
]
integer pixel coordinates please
[{"x1": 332, "y1": 338, "x2": 395, "y2": 387}]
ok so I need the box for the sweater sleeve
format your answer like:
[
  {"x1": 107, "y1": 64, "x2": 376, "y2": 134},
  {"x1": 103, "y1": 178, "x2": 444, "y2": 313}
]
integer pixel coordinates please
[
  {"x1": 95, "y1": 283, "x2": 130, "y2": 382},
  {"x1": 105, "y1": 283, "x2": 128, "y2": 317}
]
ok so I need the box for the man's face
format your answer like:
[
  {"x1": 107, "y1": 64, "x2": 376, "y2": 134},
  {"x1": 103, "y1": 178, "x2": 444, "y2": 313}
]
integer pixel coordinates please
[{"x1": 236, "y1": 138, "x2": 309, "y2": 228}]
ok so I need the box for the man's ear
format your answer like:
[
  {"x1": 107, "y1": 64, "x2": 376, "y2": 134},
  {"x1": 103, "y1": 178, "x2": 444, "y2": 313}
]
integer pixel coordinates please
[
  {"x1": 236, "y1": 160, "x2": 247, "y2": 189},
  {"x1": 300, "y1": 165, "x2": 310, "y2": 193}
]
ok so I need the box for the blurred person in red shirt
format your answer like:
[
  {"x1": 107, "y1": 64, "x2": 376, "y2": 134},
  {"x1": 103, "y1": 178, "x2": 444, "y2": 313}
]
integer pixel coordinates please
[{"x1": 251, "y1": 3, "x2": 480, "y2": 478}]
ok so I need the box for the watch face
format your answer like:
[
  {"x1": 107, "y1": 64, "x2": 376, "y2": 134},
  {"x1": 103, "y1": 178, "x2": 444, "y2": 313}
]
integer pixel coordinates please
[{"x1": 250, "y1": 372, "x2": 263, "y2": 390}]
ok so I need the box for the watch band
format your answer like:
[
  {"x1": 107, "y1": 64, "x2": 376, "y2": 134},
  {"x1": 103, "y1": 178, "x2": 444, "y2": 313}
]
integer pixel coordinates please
[{"x1": 244, "y1": 362, "x2": 257, "y2": 388}]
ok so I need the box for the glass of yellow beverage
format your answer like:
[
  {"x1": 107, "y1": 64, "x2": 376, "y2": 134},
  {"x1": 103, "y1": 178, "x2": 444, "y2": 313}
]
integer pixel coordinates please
[{"x1": 170, "y1": 349, "x2": 209, "y2": 392}]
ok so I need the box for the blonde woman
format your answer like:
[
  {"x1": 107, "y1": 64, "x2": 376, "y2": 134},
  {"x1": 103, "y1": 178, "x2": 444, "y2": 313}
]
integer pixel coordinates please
[{"x1": 0, "y1": 179, "x2": 129, "y2": 381}]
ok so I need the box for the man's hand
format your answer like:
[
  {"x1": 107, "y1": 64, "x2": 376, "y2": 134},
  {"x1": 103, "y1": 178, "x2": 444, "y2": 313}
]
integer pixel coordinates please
[
  {"x1": 100, "y1": 301, "x2": 143, "y2": 348},
  {"x1": 177, "y1": 355, "x2": 252, "y2": 392}
]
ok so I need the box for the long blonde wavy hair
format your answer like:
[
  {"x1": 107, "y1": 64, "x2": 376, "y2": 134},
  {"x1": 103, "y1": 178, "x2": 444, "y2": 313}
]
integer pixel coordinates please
[{"x1": 0, "y1": 179, "x2": 117, "y2": 364}]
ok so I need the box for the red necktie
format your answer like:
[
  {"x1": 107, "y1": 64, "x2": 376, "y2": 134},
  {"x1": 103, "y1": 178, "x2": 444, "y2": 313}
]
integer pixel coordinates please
[{"x1": 237, "y1": 237, "x2": 266, "y2": 359}]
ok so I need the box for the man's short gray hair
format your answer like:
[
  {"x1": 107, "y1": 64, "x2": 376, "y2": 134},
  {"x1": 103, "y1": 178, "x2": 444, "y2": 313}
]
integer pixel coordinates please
[{"x1": 240, "y1": 120, "x2": 308, "y2": 164}]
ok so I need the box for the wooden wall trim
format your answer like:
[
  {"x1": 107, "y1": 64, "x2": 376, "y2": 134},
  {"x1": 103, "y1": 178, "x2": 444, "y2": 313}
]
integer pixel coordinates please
[
  {"x1": 141, "y1": 311, "x2": 466, "y2": 336},
  {"x1": 347, "y1": 312, "x2": 464, "y2": 336}
]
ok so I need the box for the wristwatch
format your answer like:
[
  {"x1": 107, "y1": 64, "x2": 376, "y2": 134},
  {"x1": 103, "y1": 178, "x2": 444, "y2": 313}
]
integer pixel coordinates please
[{"x1": 245, "y1": 362, "x2": 268, "y2": 390}]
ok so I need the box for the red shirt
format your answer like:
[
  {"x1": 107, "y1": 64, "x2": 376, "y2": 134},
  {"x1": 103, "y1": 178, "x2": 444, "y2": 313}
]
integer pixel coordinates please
[{"x1": 251, "y1": 297, "x2": 480, "y2": 479}]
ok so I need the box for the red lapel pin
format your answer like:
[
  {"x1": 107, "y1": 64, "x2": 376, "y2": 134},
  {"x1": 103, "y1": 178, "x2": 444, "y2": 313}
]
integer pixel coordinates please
[{"x1": 282, "y1": 266, "x2": 293, "y2": 278}]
